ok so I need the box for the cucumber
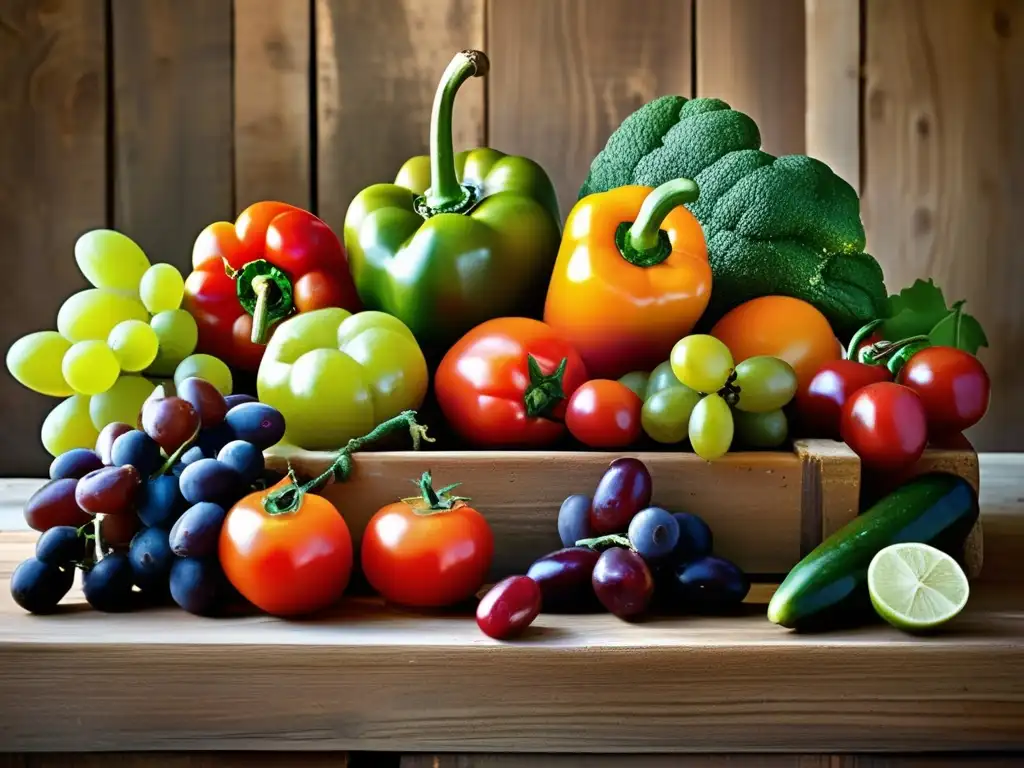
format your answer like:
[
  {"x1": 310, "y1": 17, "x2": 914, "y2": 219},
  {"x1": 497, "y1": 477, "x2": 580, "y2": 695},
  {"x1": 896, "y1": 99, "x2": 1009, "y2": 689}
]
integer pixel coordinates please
[{"x1": 768, "y1": 472, "x2": 979, "y2": 630}]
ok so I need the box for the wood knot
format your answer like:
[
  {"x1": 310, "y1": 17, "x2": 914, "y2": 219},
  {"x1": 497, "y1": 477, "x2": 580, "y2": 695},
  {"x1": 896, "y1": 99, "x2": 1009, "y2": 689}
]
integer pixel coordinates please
[
  {"x1": 993, "y1": 9, "x2": 1012, "y2": 38},
  {"x1": 915, "y1": 115, "x2": 931, "y2": 138}
]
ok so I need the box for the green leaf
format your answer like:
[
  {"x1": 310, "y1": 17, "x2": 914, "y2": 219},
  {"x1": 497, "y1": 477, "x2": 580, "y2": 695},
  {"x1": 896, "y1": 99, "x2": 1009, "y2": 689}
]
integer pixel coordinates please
[
  {"x1": 928, "y1": 310, "x2": 989, "y2": 355},
  {"x1": 881, "y1": 279, "x2": 950, "y2": 340}
]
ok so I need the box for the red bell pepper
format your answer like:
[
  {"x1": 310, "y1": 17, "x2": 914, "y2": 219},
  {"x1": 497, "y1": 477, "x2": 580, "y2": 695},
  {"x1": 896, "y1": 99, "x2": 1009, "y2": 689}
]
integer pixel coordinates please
[{"x1": 183, "y1": 202, "x2": 361, "y2": 372}]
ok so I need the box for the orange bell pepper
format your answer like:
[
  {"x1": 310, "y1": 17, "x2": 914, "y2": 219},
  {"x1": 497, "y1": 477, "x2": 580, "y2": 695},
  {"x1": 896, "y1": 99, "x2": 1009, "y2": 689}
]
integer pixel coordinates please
[{"x1": 543, "y1": 179, "x2": 712, "y2": 379}]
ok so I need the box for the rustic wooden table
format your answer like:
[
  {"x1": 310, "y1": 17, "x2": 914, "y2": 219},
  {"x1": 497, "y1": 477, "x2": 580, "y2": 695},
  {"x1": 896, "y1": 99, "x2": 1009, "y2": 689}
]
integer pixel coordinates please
[{"x1": 1, "y1": 455, "x2": 1022, "y2": 767}]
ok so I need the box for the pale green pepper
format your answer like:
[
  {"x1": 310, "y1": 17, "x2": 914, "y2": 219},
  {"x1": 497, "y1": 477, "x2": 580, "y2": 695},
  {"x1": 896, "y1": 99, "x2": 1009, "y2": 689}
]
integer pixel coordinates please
[{"x1": 256, "y1": 308, "x2": 428, "y2": 450}]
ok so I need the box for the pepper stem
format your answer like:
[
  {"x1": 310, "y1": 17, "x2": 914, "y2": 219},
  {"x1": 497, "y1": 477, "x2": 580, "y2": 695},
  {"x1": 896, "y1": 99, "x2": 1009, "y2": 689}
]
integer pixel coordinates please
[
  {"x1": 251, "y1": 276, "x2": 272, "y2": 344},
  {"x1": 619, "y1": 178, "x2": 700, "y2": 267},
  {"x1": 262, "y1": 410, "x2": 434, "y2": 516},
  {"x1": 423, "y1": 50, "x2": 489, "y2": 215},
  {"x1": 523, "y1": 355, "x2": 568, "y2": 418},
  {"x1": 235, "y1": 259, "x2": 295, "y2": 344}
]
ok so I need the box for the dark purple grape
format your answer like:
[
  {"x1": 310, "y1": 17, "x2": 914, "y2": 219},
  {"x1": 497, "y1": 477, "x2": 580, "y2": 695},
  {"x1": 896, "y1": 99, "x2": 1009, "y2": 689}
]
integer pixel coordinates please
[
  {"x1": 590, "y1": 458, "x2": 652, "y2": 535},
  {"x1": 169, "y1": 502, "x2": 227, "y2": 558},
  {"x1": 225, "y1": 393, "x2": 258, "y2": 410},
  {"x1": 24, "y1": 478, "x2": 91, "y2": 531},
  {"x1": 180, "y1": 446, "x2": 206, "y2": 465},
  {"x1": 557, "y1": 494, "x2": 592, "y2": 547},
  {"x1": 137, "y1": 475, "x2": 186, "y2": 529},
  {"x1": 75, "y1": 466, "x2": 141, "y2": 516},
  {"x1": 225, "y1": 403, "x2": 286, "y2": 450},
  {"x1": 10, "y1": 558, "x2": 74, "y2": 614},
  {"x1": 217, "y1": 440, "x2": 264, "y2": 485},
  {"x1": 96, "y1": 422, "x2": 133, "y2": 464},
  {"x1": 129, "y1": 527, "x2": 174, "y2": 593},
  {"x1": 179, "y1": 459, "x2": 242, "y2": 506},
  {"x1": 110, "y1": 430, "x2": 162, "y2": 477},
  {"x1": 99, "y1": 513, "x2": 139, "y2": 551},
  {"x1": 177, "y1": 377, "x2": 229, "y2": 428},
  {"x1": 592, "y1": 547, "x2": 654, "y2": 619},
  {"x1": 197, "y1": 423, "x2": 236, "y2": 457},
  {"x1": 628, "y1": 507, "x2": 680, "y2": 561},
  {"x1": 671, "y1": 512, "x2": 713, "y2": 564},
  {"x1": 170, "y1": 557, "x2": 223, "y2": 616},
  {"x1": 525, "y1": 547, "x2": 601, "y2": 613},
  {"x1": 49, "y1": 448, "x2": 103, "y2": 480},
  {"x1": 141, "y1": 396, "x2": 200, "y2": 453},
  {"x1": 35, "y1": 525, "x2": 86, "y2": 566},
  {"x1": 667, "y1": 556, "x2": 750, "y2": 613},
  {"x1": 83, "y1": 554, "x2": 136, "y2": 612}
]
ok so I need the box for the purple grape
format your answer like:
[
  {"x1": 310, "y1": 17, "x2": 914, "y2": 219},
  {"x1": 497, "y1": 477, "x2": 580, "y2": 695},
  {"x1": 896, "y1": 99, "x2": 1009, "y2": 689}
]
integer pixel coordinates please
[
  {"x1": 592, "y1": 547, "x2": 654, "y2": 619},
  {"x1": 178, "y1": 459, "x2": 241, "y2": 506},
  {"x1": 10, "y1": 558, "x2": 73, "y2": 614},
  {"x1": 49, "y1": 448, "x2": 103, "y2": 480},
  {"x1": 217, "y1": 440, "x2": 264, "y2": 485},
  {"x1": 35, "y1": 526, "x2": 86, "y2": 566},
  {"x1": 224, "y1": 403, "x2": 285, "y2": 450},
  {"x1": 671, "y1": 512, "x2": 713, "y2": 564},
  {"x1": 557, "y1": 494, "x2": 592, "y2": 547},
  {"x1": 225, "y1": 393, "x2": 258, "y2": 410},
  {"x1": 128, "y1": 527, "x2": 174, "y2": 593},
  {"x1": 110, "y1": 430, "x2": 162, "y2": 477},
  {"x1": 628, "y1": 507, "x2": 680, "y2": 561},
  {"x1": 590, "y1": 458, "x2": 652, "y2": 535},
  {"x1": 525, "y1": 547, "x2": 601, "y2": 613},
  {"x1": 180, "y1": 446, "x2": 206, "y2": 465},
  {"x1": 169, "y1": 502, "x2": 227, "y2": 558},
  {"x1": 137, "y1": 474, "x2": 185, "y2": 529},
  {"x1": 170, "y1": 557, "x2": 224, "y2": 616},
  {"x1": 667, "y1": 556, "x2": 749, "y2": 613},
  {"x1": 83, "y1": 554, "x2": 136, "y2": 612}
]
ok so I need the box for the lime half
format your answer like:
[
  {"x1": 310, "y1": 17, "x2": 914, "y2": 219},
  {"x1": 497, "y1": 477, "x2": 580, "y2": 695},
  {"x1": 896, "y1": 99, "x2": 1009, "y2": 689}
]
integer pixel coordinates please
[{"x1": 868, "y1": 543, "x2": 970, "y2": 631}]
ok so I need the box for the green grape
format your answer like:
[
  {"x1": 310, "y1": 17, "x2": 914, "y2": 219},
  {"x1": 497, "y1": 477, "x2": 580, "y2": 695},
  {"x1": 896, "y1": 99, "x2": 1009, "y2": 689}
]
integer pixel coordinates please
[
  {"x1": 139, "y1": 263, "x2": 185, "y2": 314},
  {"x1": 733, "y1": 356, "x2": 798, "y2": 413},
  {"x1": 670, "y1": 335, "x2": 734, "y2": 394},
  {"x1": 5, "y1": 331, "x2": 74, "y2": 397},
  {"x1": 733, "y1": 409, "x2": 788, "y2": 449},
  {"x1": 147, "y1": 309, "x2": 199, "y2": 376},
  {"x1": 173, "y1": 354, "x2": 233, "y2": 395},
  {"x1": 74, "y1": 230, "x2": 150, "y2": 294},
  {"x1": 57, "y1": 289, "x2": 149, "y2": 342},
  {"x1": 617, "y1": 370, "x2": 649, "y2": 400},
  {"x1": 688, "y1": 393, "x2": 734, "y2": 461},
  {"x1": 641, "y1": 385, "x2": 702, "y2": 444},
  {"x1": 41, "y1": 395, "x2": 99, "y2": 457},
  {"x1": 61, "y1": 341, "x2": 120, "y2": 395},
  {"x1": 107, "y1": 319, "x2": 159, "y2": 372},
  {"x1": 646, "y1": 360, "x2": 683, "y2": 397},
  {"x1": 89, "y1": 375, "x2": 158, "y2": 430}
]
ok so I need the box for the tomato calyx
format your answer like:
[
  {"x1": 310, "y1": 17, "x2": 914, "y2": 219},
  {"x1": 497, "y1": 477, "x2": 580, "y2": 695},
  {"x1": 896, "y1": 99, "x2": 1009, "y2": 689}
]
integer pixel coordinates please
[
  {"x1": 523, "y1": 355, "x2": 569, "y2": 418},
  {"x1": 263, "y1": 410, "x2": 434, "y2": 516},
  {"x1": 401, "y1": 471, "x2": 471, "y2": 515}
]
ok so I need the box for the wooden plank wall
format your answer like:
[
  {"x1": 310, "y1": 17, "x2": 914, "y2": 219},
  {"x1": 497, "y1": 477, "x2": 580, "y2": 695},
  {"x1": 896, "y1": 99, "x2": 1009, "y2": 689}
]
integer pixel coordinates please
[{"x1": 1, "y1": 0, "x2": 1021, "y2": 475}]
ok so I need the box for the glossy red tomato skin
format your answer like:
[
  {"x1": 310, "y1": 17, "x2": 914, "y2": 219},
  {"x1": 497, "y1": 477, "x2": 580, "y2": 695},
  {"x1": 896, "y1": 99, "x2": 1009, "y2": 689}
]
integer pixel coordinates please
[
  {"x1": 476, "y1": 575, "x2": 542, "y2": 639},
  {"x1": 361, "y1": 500, "x2": 494, "y2": 608},
  {"x1": 795, "y1": 360, "x2": 892, "y2": 439},
  {"x1": 840, "y1": 382, "x2": 928, "y2": 471},
  {"x1": 897, "y1": 347, "x2": 991, "y2": 435},
  {"x1": 565, "y1": 380, "x2": 642, "y2": 448},
  {"x1": 219, "y1": 479, "x2": 354, "y2": 617}
]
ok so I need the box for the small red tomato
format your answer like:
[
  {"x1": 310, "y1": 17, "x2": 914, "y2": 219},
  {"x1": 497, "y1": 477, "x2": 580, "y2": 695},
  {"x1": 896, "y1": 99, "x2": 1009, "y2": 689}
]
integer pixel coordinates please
[
  {"x1": 565, "y1": 380, "x2": 642, "y2": 448},
  {"x1": 897, "y1": 347, "x2": 991, "y2": 435},
  {"x1": 841, "y1": 382, "x2": 927, "y2": 471},
  {"x1": 795, "y1": 360, "x2": 892, "y2": 439},
  {"x1": 361, "y1": 472, "x2": 494, "y2": 608},
  {"x1": 476, "y1": 575, "x2": 542, "y2": 639}
]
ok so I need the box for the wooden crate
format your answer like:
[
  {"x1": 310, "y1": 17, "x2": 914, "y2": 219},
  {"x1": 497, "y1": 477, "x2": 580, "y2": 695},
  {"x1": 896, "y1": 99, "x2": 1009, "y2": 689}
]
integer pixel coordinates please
[{"x1": 265, "y1": 441, "x2": 982, "y2": 580}]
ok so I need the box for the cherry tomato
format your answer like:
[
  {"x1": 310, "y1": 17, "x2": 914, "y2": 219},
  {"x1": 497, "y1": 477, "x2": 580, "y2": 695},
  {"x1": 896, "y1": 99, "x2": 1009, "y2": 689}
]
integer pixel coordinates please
[
  {"x1": 476, "y1": 575, "x2": 542, "y2": 639},
  {"x1": 897, "y1": 347, "x2": 991, "y2": 435},
  {"x1": 220, "y1": 478, "x2": 353, "y2": 617},
  {"x1": 710, "y1": 296, "x2": 842, "y2": 388},
  {"x1": 361, "y1": 472, "x2": 494, "y2": 608},
  {"x1": 840, "y1": 382, "x2": 927, "y2": 471},
  {"x1": 795, "y1": 360, "x2": 892, "y2": 439},
  {"x1": 565, "y1": 379, "x2": 642, "y2": 448}
]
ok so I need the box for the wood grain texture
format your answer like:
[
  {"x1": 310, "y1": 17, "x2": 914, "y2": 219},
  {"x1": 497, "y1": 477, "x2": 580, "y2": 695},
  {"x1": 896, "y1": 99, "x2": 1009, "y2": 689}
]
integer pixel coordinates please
[
  {"x1": 111, "y1": 0, "x2": 234, "y2": 268},
  {"x1": 234, "y1": 0, "x2": 312, "y2": 209},
  {"x1": 863, "y1": 0, "x2": 1024, "y2": 451},
  {"x1": 696, "y1": 0, "x2": 806, "y2": 157},
  {"x1": 794, "y1": 439, "x2": 860, "y2": 549},
  {"x1": 0, "y1": 755, "x2": 349, "y2": 767},
  {"x1": 399, "y1": 758, "x2": 1024, "y2": 768},
  {"x1": 266, "y1": 448, "x2": 806, "y2": 576},
  {"x1": 0, "y1": 0, "x2": 107, "y2": 477},
  {"x1": 804, "y1": 0, "x2": 861, "y2": 192},
  {"x1": 315, "y1": 0, "x2": 484, "y2": 233},
  {"x1": 486, "y1": 0, "x2": 694, "y2": 217}
]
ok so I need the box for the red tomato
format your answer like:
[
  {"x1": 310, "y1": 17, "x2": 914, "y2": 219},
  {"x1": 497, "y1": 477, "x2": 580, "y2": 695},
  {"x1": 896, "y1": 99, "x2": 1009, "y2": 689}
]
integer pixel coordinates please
[
  {"x1": 435, "y1": 317, "x2": 589, "y2": 447},
  {"x1": 220, "y1": 478, "x2": 353, "y2": 617},
  {"x1": 897, "y1": 347, "x2": 991, "y2": 435},
  {"x1": 795, "y1": 360, "x2": 892, "y2": 439},
  {"x1": 840, "y1": 382, "x2": 928, "y2": 471},
  {"x1": 476, "y1": 575, "x2": 542, "y2": 640},
  {"x1": 565, "y1": 380, "x2": 642, "y2": 448},
  {"x1": 361, "y1": 473, "x2": 494, "y2": 608}
]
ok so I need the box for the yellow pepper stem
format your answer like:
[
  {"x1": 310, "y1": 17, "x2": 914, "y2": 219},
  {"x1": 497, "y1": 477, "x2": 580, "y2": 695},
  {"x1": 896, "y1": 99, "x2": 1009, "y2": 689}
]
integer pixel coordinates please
[{"x1": 621, "y1": 178, "x2": 700, "y2": 266}]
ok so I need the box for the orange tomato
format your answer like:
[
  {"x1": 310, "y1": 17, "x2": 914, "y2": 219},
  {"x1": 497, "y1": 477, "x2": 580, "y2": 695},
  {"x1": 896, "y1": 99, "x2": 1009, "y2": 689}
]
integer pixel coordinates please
[
  {"x1": 710, "y1": 296, "x2": 841, "y2": 388},
  {"x1": 220, "y1": 478, "x2": 353, "y2": 616}
]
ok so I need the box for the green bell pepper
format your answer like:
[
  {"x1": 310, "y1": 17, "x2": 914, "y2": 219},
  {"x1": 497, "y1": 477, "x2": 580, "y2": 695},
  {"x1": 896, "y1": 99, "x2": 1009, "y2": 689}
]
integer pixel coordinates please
[
  {"x1": 256, "y1": 307, "x2": 428, "y2": 450},
  {"x1": 343, "y1": 50, "x2": 562, "y2": 352}
]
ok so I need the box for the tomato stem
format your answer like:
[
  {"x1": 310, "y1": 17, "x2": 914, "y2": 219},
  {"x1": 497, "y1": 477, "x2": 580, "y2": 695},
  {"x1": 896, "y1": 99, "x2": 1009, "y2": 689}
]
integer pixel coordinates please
[
  {"x1": 523, "y1": 355, "x2": 568, "y2": 418},
  {"x1": 846, "y1": 319, "x2": 885, "y2": 361},
  {"x1": 404, "y1": 471, "x2": 471, "y2": 513}
]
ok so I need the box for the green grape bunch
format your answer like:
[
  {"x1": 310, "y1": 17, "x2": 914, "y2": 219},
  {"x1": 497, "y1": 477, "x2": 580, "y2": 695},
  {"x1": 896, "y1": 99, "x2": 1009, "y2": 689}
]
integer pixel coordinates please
[{"x1": 5, "y1": 229, "x2": 233, "y2": 457}]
